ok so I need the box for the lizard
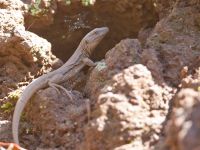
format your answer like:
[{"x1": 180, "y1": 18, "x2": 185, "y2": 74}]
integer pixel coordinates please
[{"x1": 12, "y1": 27, "x2": 109, "y2": 145}]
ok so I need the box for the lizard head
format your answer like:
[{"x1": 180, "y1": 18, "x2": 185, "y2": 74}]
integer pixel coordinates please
[{"x1": 79, "y1": 27, "x2": 109, "y2": 55}]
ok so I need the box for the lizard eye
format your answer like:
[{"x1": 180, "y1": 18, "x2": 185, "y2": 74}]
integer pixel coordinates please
[{"x1": 94, "y1": 31, "x2": 98, "y2": 35}]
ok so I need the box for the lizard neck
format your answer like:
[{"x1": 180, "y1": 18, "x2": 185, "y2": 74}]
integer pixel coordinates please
[{"x1": 60, "y1": 47, "x2": 85, "y2": 69}]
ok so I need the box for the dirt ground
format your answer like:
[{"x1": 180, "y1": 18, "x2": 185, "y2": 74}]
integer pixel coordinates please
[{"x1": 0, "y1": 0, "x2": 200, "y2": 150}]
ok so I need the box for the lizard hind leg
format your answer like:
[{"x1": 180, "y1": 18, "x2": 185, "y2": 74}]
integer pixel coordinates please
[{"x1": 48, "y1": 82, "x2": 73, "y2": 101}]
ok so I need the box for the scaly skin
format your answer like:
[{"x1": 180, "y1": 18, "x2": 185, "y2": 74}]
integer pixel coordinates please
[{"x1": 12, "y1": 27, "x2": 109, "y2": 145}]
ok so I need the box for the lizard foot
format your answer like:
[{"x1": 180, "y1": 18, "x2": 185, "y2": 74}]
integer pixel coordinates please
[
  {"x1": 48, "y1": 82, "x2": 73, "y2": 101},
  {"x1": 82, "y1": 58, "x2": 96, "y2": 67}
]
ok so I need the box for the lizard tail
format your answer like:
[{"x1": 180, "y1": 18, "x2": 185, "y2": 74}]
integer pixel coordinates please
[
  {"x1": 12, "y1": 98, "x2": 25, "y2": 144},
  {"x1": 12, "y1": 82, "x2": 39, "y2": 145}
]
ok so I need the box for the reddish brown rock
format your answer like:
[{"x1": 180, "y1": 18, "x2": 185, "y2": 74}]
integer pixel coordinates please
[
  {"x1": 165, "y1": 89, "x2": 200, "y2": 150},
  {"x1": 81, "y1": 64, "x2": 172, "y2": 150},
  {"x1": 142, "y1": 1, "x2": 200, "y2": 86}
]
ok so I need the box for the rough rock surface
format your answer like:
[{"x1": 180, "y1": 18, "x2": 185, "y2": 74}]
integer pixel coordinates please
[
  {"x1": 79, "y1": 39, "x2": 173, "y2": 150},
  {"x1": 180, "y1": 67, "x2": 200, "y2": 90},
  {"x1": 0, "y1": 0, "x2": 200, "y2": 150},
  {"x1": 22, "y1": 87, "x2": 90, "y2": 149},
  {"x1": 0, "y1": 0, "x2": 56, "y2": 143},
  {"x1": 0, "y1": 9, "x2": 54, "y2": 99},
  {"x1": 155, "y1": 66, "x2": 200, "y2": 150},
  {"x1": 82, "y1": 65, "x2": 170, "y2": 150},
  {"x1": 85, "y1": 39, "x2": 142, "y2": 100},
  {"x1": 0, "y1": 120, "x2": 12, "y2": 141},
  {"x1": 0, "y1": 0, "x2": 26, "y2": 11},
  {"x1": 164, "y1": 88, "x2": 200, "y2": 150},
  {"x1": 141, "y1": 1, "x2": 200, "y2": 86}
]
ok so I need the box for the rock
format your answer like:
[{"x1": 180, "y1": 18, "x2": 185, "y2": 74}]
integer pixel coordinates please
[
  {"x1": 0, "y1": 120, "x2": 12, "y2": 141},
  {"x1": 105, "y1": 39, "x2": 141, "y2": 71},
  {"x1": 180, "y1": 67, "x2": 200, "y2": 90},
  {"x1": 0, "y1": 9, "x2": 24, "y2": 36},
  {"x1": 24, "y1": 87, "x2": 90, "y2": 149},
  {"x1": 85, "y1": 39, "x2": 142, "y2": 100},
  {"x1": 164, "y1": 89, "x2": 200, "y2": 150},
  {"x1": 142, "y1": 1, "x2": 200, "y2": 86},
  {"x1": 80, "y1": 64, "x2": 172, "y2": 150},
  {"x1": 141, "y1": 48, "x2": 164, "y2": 84},
  {"x1": 0, "y1": 0, "x2": 200, "y2": 149},
  {"x1": 0, "y1": 2, "x2": 57, "y2": 145},
  {"x1": 0, "y1": 9, "x2": 56, "y2": 98},
  {"x1": 0, "y1": 0, "x2": 27, "y2": 11}
]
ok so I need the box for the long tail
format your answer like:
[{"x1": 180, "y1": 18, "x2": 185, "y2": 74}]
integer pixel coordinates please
[
  {"x1": 12, "y1": 80, "x2": 41, "y2": 144},
  {"x1": 12, "y1": 98, "x2": 27, "y2": 144}
]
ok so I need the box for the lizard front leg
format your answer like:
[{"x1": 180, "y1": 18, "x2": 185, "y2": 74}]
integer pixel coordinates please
[
  {"x1": 61, "y1": 57, "x2": 96, "y2": 82},
  {"x1": 48, "y1": 74, "x2": 73, "y2": 101},
  {"x1": 49, "y1": 58, "x2": 95, "y2": 100},
  {"x1": 82, "y1": 57, "x2": 96, "y2": 67}
]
